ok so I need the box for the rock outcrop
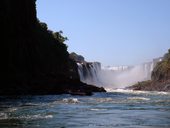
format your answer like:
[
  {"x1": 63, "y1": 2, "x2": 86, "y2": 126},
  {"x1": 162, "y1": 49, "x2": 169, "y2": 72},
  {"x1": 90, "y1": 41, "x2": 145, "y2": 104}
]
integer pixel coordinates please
[
  {"x1": 128, "y1": 49, "x2": 170, "y2": 92},
  {"x1": 1, "y1": 0, "x2": 106, "y2": 95},
  {"x1": 69, "y1": 52, "x2": 85, "y2": 63}
]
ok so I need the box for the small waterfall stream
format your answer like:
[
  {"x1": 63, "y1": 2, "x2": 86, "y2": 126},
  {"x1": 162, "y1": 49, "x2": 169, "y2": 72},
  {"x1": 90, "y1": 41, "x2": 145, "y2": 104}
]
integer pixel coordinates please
[{"x1": 77, "y1": 62, "x2": 102, "y2": 85}]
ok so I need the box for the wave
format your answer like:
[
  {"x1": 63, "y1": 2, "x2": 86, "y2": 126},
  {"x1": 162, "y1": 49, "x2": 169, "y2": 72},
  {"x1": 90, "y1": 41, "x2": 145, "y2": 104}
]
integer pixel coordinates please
[
  {"x1": 62, "y1": 98, "x2": 79, "y2": 104},
  {"x1": 106, "y1": 88, "x2": 170, "y2": 95},
  {"x1": 95, "y1": 98, "x2": 113, "y2": 103},
  {"x1": 7, "y1": 107, "x2": 18, "y2": 112},
  {"x1": 0, "y1": 113, "x2": 8, "y2": 120},
  {"x1": 90, "y1": 108, "x2": 107, "y2": 111},
  {"x1": 127, "y1": 97, "x2": 150, "y2": 101},
  {"x1": 18, "y1": 114, "x2": 53, "y2": 120},
  {"x1": 19, "y1": 103, "x2": 39, "y2": 107},
  {"x1": 0, "y1": 113, "x2": 53, "y2": 120},
  {"x1": 106, "y1": 88, "x2": 133, "y2": 93}
]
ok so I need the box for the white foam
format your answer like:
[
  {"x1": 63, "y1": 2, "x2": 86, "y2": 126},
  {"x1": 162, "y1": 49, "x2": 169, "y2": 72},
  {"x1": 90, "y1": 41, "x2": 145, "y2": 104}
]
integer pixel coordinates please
[
  {"x1": 0, "y1": 113, "x2": 8, "y2": 120},
  {"x1": 62, "y1": 98, "x2": 79, "y2": 104},
  {"x1": 90, "y1": 108, "x2": 107, "y2": 111},
  {"x1": 96, "y1": 98, "x2": 113, "y2": 102},
  {"x1": 127, "y1": 97, "x2": 150, "y2": 101},
  {"x1": 106, "y1": 88, "x2": 170, "y2": 95},
  {"x1": 8, "y1": 107, "x2": 18, "y2": 112},
  {"x1": 12, "y1": 114, "x2": 53, "y2": 120},
  {"x1": 106, "y1": 88, "x2": 134, "y2": 93},
  {"x1": 44, "y1": 115, "x2": 53, "y2": 119}
]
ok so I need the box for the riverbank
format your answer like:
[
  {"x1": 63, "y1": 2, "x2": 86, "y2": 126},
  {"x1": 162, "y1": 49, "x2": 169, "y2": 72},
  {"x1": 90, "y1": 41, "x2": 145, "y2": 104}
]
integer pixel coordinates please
[{"x1": 127, "y1": 80, "x2": 170, "y2": 92}]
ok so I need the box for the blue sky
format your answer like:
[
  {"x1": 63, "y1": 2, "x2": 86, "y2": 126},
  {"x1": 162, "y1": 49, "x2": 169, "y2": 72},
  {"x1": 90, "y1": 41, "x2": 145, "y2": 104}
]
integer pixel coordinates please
[{"x1": 36, "y1": 0, "x2": 170, "y2": 66}]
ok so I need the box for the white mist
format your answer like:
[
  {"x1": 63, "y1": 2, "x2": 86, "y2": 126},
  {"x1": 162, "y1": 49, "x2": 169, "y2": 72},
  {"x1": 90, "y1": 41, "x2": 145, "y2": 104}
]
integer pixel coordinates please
[{"x1": 77, "y1": 61, "x2": 156, "y2": 89}]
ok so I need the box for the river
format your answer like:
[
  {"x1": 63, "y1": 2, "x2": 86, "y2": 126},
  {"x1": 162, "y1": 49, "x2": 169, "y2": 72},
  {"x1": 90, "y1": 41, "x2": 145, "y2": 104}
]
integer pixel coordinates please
[{"x1": 0, "y1": 90, "x2": 170, "y2": 128}]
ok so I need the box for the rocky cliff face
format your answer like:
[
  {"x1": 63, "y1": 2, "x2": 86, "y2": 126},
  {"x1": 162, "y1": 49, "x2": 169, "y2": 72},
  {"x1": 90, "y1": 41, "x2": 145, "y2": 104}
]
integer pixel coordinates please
[
  {"x1": 1, "y1": 0, "x2": 105, "y2": 95},
  {"x1": 1, "y1": 0, "x2": 37, "y2": 30},
  {"x1": 69, "y1": 52, "x2": 85, "y2": 62},
  {"x1": 2, "y1": 0, "x2": 69, "y2": 83},
  {"x1": 151, "y1": 53, "x2": 170, "y2": 82}
]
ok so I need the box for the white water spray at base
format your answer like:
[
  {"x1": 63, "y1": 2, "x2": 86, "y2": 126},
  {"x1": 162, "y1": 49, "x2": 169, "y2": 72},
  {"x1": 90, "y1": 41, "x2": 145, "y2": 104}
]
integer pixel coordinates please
[
  {"x1": 100, "y1": 64, "x2": 153, "y2": 88},
  {"x1": 77, "y1": 59, "x2": 161, "y2": 89},
  {"x1": 77, "y1": 57, "x2": 162, "y2": 89}
]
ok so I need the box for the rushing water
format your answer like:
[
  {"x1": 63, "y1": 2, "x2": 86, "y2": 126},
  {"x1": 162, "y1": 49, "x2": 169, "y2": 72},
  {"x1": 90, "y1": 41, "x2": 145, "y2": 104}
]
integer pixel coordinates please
[
  {"x1": 77, "y1": 62, "x2": 155, "y2": 88},
  {"x1": 0, "y1": 90, "x2": 170, "y2": 128}
]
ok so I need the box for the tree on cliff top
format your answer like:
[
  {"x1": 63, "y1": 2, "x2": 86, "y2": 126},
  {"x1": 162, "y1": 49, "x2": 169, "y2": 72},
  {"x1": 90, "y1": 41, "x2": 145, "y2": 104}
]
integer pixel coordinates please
[
  {"x1": 53, "y1": 31, "x2": 68, "y2": 43},
  {"x1": 163, "y1": 49, "x2": 170, "y2": 61}
]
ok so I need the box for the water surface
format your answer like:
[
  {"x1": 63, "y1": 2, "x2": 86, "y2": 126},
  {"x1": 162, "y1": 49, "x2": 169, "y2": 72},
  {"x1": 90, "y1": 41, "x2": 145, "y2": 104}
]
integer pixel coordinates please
[{"x1": 0, "y1": 90, "x2": 170, "y2": 128}]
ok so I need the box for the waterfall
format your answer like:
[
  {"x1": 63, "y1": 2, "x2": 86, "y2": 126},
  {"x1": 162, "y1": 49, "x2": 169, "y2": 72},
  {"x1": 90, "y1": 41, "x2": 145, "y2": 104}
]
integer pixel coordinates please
[
  {"x1": 77, "y1": 58, "x2": 161, "y2": 89},
  {"x1": 77, "y1": 62, "x2": 102, "y2": 85},
  {"x1": 100, "y1": 63, "x2": 154, "y2": 88}
]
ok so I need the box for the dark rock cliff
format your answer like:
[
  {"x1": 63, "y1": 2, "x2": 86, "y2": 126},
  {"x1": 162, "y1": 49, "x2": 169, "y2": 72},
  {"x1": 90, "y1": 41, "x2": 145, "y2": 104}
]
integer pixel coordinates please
[
  {"x1": 0, "y1": 0, "x2": 105, "y2": 95},
  {"x1": 2, "y1": 0, "x2": 69, "y2": 85},
  {"x1": 70, "y1": 52, "x2": 85, "y2": 62}
]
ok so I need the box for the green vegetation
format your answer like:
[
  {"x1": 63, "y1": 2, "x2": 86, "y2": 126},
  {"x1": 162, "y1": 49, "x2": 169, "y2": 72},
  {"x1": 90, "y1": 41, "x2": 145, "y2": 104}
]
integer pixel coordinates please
[
  {"x1": 128, "y1": 80, "x2": 152, "y2": 90},
  {"x1": 152, "y1": 49, "x2": 170, "y2": 81},
  {"x1": 35, "y1": 20, "x2": 70, "y2": 74},
  {"x1": 53, "y1": 31, "x2": 68, "y2": 43},
  {"x1": 164, "y1": 49, "x2": 170, "y2": 61}
]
